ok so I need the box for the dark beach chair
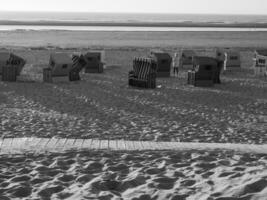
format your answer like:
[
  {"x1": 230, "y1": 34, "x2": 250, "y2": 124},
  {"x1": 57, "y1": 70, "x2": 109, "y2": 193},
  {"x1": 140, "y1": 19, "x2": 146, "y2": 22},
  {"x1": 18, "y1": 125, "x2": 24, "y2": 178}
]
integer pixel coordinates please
[
  {"x1": 84, "y1": 51, "x2": 105, "y2": 73},
  {"x1": 128, "y1": 57, "x2": 157, "y2": 89},
  {"x1": 0, "y1": 52, "x2": 26, "y2": 82},
  {"x1": 188, "y1": 56, "x2": 220, "y2": 87},
  {"x1": 150, "y1": 51, "x2": 172, "y2": 77}
]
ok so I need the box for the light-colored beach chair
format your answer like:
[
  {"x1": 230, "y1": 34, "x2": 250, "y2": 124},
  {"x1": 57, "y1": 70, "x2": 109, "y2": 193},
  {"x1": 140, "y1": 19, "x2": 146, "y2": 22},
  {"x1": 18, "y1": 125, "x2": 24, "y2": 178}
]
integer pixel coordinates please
[
  {"x1": 43, "y1": 53, "x2": 73, "y2": 83},
  {"x1": 216, "y1": 48, "x2": 241, "y2": 71},
  {"x1": 253, "y1": 50, "x2": 267, "y2": 78}
]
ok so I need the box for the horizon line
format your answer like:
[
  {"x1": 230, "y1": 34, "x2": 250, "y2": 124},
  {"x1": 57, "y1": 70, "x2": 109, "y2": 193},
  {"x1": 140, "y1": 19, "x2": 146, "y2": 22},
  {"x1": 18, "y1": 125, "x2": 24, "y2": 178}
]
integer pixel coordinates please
[{"x1": 1, "y1": 10, "x2": 267, "y2": 16}]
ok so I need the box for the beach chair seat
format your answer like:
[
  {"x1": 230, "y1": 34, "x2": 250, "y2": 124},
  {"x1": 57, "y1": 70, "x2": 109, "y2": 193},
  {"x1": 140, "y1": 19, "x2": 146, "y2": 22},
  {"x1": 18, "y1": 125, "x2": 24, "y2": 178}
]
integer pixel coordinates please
[
  {"x1": 1, "y1": 65, "x2": 17, "y2": 82},
  {"x1": 128, "y1": 57, "x2": 157, "y2": 89}
]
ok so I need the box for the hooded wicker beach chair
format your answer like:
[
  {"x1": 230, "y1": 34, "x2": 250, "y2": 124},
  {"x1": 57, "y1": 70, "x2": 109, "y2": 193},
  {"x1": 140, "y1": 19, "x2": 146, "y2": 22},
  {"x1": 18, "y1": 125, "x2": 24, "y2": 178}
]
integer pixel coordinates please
[
  {"x1": 0, "y1": 52, "x2": 26, "y2": 82},
  {"x1": 216, "y1": 48, "x2": 241, "y2": 71},
  {"x1": 43, "y1": 53, "x2": 73, "y2": 83},
  {"x1": 188, "y1": 56, "x2": 221, "y2": 87},
  {"x1": 253, "y1": 50, "x2": 267, "y2": 78},
  {"x1": 128, "y1": 57, "x2": 157, "y2": 89},
  {"x1": 180, "y1": 50, "x2": 196, "y2": 68},
  {"x1": 150, "y1": 51, "x2": 172, "y2": 77},
  {"x1": 83, "y1": 51, "x2": 105, "y2": 73}
]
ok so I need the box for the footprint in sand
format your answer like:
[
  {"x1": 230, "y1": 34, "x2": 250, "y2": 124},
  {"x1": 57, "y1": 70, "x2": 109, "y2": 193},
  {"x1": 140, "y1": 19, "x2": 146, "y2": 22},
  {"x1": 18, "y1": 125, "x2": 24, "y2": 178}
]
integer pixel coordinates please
[
  {"x1": 218, "y1": 172, "x2": 236, "y2": 177},
  {"x1": 84, "y1": 161, "x2": 104, "y2": 173},
  {"x1": 106, "y1": 163, "x2": 129, "y2": 173},
  {"x1": 120, "y1": 175, "x2": 147, "y2": 191},
  {"x1": 38, "y1": 185, "x2": 65, "y2": 198},
  {"x1": 180, "y1": 179, "x2": 196, "y2": 187},
  {"x1": 76, "y1": 174, "x2": 95, "y2": 184},
  {"x1": 152, "y1": 176, "x2": 176, "y2": 190},
  {"x1": 57, "y1": 174, "x2": 75, "y2": 183},
  {"x1": 145, "y1": 167, "x2": 165, "y2": 175},
  {"x1": 10, "y1": 186, "x2": 32, "y2": 198},
  {"x1": 11, "y1": 175, "x2": 31, "y2": 182}
]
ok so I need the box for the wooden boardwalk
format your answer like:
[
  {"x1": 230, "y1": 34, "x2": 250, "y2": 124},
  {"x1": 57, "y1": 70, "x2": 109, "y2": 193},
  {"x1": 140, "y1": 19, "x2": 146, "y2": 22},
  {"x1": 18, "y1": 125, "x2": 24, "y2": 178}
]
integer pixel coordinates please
[{"x1": 0, "y1": 138, "x2": 266, "y2": 155}]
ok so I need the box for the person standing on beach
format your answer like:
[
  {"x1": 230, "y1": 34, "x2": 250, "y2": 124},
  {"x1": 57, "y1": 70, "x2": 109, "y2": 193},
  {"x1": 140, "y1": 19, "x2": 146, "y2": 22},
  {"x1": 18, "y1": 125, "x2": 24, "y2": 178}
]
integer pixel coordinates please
[{"x1": 172, "y1": 53, "x2": 179, "y2": 77}]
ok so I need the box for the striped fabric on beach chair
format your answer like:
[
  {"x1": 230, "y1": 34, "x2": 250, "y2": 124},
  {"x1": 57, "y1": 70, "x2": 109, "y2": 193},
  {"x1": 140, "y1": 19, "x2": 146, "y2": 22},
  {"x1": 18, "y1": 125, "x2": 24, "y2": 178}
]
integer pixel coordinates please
[
  {"x1": 69, "y1": 54, "x2": 87, "y2": 81},
  {"x1": 128, "y1": 57, "x2": 157, "y2": 89}
]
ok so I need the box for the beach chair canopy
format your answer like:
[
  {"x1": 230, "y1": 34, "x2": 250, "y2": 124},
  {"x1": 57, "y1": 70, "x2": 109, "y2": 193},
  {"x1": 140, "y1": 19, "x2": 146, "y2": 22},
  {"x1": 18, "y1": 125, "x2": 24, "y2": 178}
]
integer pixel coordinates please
[
  {"x1": 83, "y1": 51, "x2": 104, "y2": 68},
  {"x1": 150, "y1": 51, "x2": 172, "y2": 74},
  {"x1": 193, "y1": 56, "x2": 218, "y2": 73},
  {"x1": 49, "y1": 53, "x2": 73, "y2": 76}
]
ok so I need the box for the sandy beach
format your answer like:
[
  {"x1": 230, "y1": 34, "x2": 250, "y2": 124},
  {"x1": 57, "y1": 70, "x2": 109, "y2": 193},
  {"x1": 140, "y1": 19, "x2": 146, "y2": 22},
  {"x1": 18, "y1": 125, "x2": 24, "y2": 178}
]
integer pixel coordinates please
[
  {"x1": 0, "y1": 30, "x2": 267, "y2": 199},
  {"x1": 0, "y1": 150, "x2": 267, "y2": 199}
]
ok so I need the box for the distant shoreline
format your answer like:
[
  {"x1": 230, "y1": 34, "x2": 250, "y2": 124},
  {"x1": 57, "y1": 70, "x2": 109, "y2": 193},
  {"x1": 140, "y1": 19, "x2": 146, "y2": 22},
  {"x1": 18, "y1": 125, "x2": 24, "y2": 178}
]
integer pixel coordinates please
[{"x1": 1, "y1": 20, "x2": 267, "y2": 28}]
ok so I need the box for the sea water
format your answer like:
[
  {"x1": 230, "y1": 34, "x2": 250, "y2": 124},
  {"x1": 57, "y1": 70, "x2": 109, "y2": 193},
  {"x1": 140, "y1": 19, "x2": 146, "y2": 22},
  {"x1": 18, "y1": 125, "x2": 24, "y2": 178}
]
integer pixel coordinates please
[{"x1": 0, "y1": 11, "x2": 267, "y2": 31}]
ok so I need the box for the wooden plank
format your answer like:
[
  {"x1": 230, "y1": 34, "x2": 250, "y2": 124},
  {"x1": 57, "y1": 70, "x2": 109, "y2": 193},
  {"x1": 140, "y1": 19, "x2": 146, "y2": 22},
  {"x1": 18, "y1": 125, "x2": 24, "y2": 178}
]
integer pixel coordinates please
[
  {"x1": 100, "y1": 140, "x2": 109, "y2": 150},
  {"x1": 37, "y1": 138, "x2": 51, "y2": 150},
  {"x1": 0, "y1": 139, "x2": 3, "y2": 150},
  {"x1": 156, "y1": 142, "x2": 167, "y2": 150},
  {"x1": 148, "y1": 141, "x2": 157, "y2": 150},
  {"x1": 31, "y1": 138, "x2": 43, "y2": 149},
  {"x1": 134, "y1": 141, "x2": 144, "y2": 151},
  {"x1": 126, "y1": 140, "x2": 134, "y2": 151},
  {"x1": 117, "y1": 140, "x2": 126, "y2": 150},
  {"x1": 141, "y1": 141, "x2": 152, "y2": 150},
  {"x1": 108, "y1": 140, "x2": 117, "y2": 150},
  {"x1": 54, "y1": 138, "x2": 67, "y2": 149},
  {"x1": 23, "y1": 138, "x2": 37, "y2": 151},
  {"x1": 82, "y1": 139, "x2": 92, "y2": 149},
  {"x1": 2, "y1": 138, "x2": 13, "y2": 153},
  {"x1": 130, "y1": 140, "x2": 136, "y2": 150},
  {"x1": 10, "y1": 138, "x2": 22, "y2": 152},
  {"x1": 1, "y1": 138, "x2": 13, "y2": 149},
  {"x1": 73, "y1": 139, "x2": 84, "y2": 149},
  {"x1": 90, "y1": 139, "x2": 99, "y2": 149},
  {"x1": 64, "y1": 139, "x2": 76, "y2": 150},
  {"x1": 45, "y1": 138, "x2": 59, "y2": 150}
]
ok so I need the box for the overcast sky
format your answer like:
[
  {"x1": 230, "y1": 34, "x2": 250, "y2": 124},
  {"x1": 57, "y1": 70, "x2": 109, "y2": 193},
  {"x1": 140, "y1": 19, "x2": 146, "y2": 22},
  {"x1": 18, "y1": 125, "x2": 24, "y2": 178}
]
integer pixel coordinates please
[{"x1": 1, "y1": 0, "x2": 267, "y2": 15}]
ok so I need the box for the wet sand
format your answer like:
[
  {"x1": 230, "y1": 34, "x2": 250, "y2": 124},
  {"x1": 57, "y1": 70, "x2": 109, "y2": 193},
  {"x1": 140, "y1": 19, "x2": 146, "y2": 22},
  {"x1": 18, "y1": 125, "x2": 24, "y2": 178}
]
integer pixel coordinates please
[{"x1": 1, "y1": 30, "x2": 267, "y2": 48}]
